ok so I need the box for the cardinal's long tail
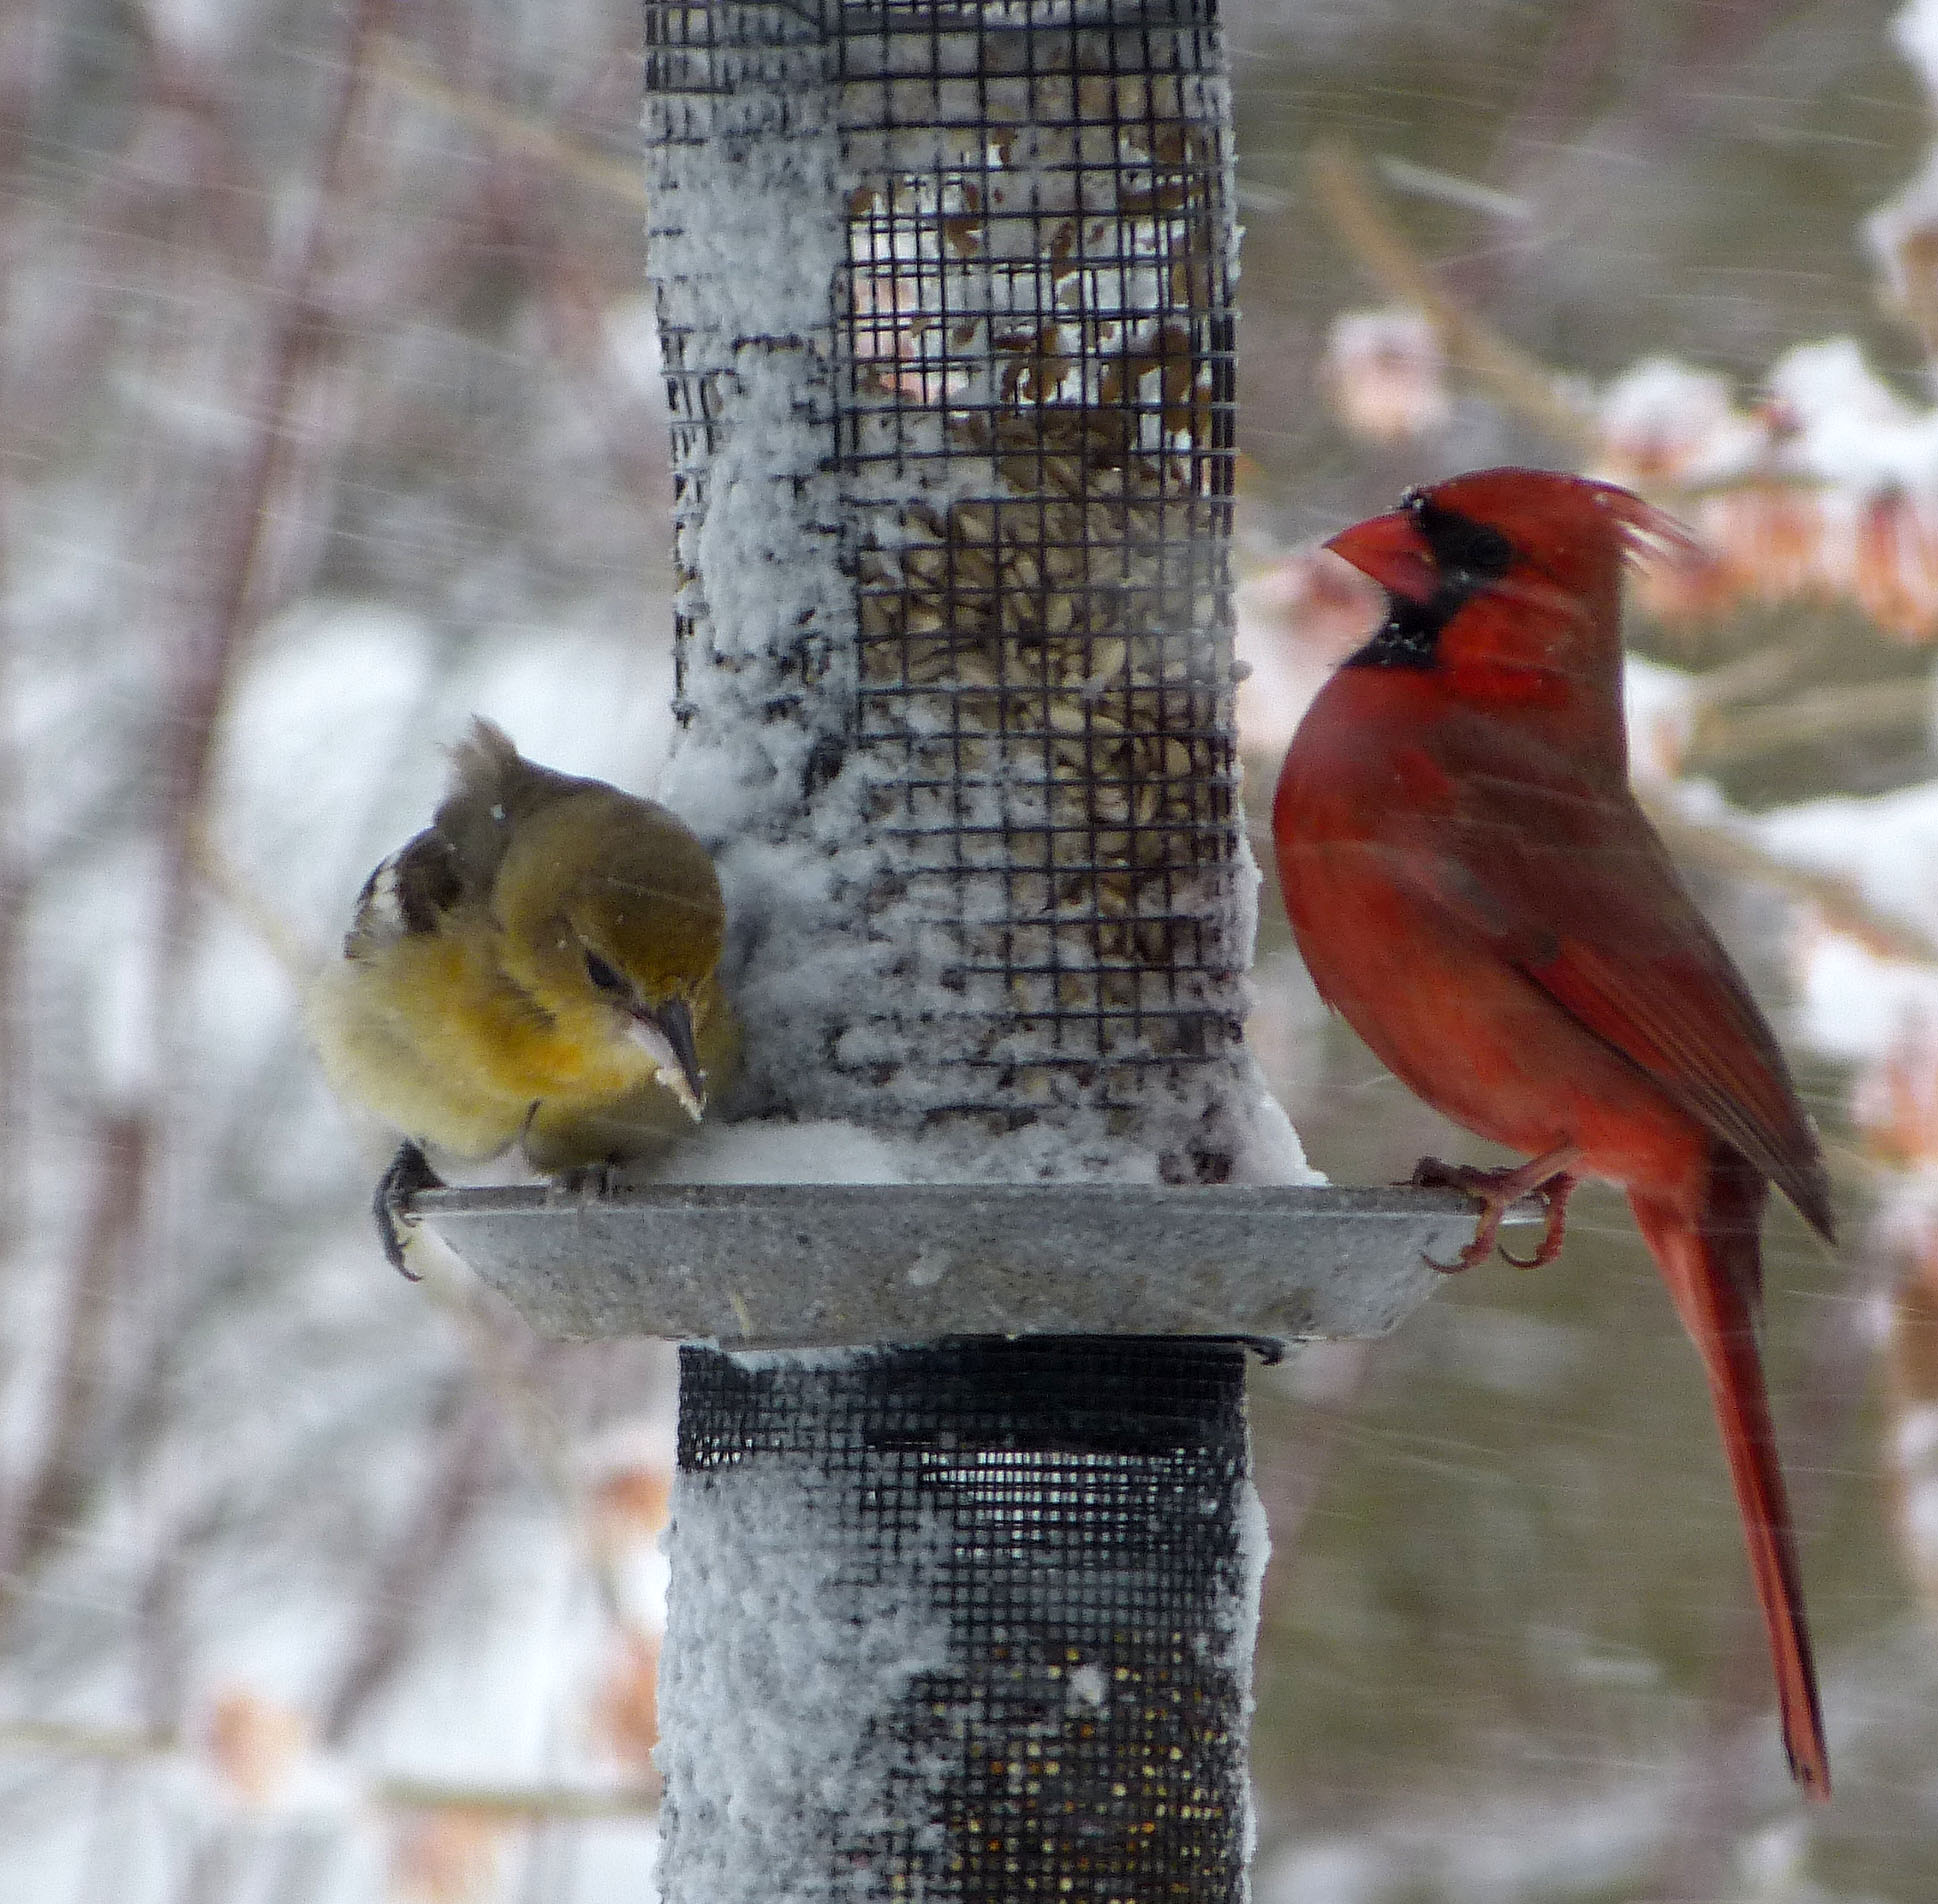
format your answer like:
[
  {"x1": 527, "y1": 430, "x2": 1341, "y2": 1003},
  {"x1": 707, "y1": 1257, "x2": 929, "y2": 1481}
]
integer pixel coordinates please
[{"x1": 1629, "y1": 1149, "x2": 1829, "y2": 1800}]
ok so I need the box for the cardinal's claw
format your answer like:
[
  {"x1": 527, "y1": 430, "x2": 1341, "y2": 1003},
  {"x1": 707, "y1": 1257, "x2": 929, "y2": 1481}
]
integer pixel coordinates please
[
  {"x1": 1498, "y1": 1173, "x2": 1576, "y2": 1269},
  {"x1": 1410, "y1": 1147, "x2": 1582, "y2": 1275},
  {"x1": 375, "y1": 1140, "x2": 445, "y2": 1280}
]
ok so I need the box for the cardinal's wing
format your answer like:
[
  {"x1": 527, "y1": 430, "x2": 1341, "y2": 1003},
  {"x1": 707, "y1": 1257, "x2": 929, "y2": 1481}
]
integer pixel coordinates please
[{"x1": 1401, "y1": 715, "x2": 1832, "y2": 1242}]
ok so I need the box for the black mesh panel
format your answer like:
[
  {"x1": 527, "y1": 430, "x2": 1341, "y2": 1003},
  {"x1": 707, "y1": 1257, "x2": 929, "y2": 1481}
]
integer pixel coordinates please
[{"x1": 658, "y1": 1339, "x2": 1253, "y2": 1901}]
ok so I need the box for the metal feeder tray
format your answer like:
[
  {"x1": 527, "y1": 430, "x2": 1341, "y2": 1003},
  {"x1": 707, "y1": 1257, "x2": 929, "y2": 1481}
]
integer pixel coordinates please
[{"x1": 415, "y1": 1181, "x2": 1500, "y2": 1349}]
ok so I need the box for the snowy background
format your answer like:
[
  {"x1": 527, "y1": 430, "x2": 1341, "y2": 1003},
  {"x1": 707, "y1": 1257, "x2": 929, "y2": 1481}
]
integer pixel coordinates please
[{"x1": 7, "y1": 0, "x2": 1938, "y2": 1898}]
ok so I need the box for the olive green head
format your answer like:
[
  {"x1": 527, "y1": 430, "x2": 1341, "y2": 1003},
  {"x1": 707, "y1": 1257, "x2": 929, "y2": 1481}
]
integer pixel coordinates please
[{"x1": 492, "y1": 787, "x2": 726, "y2": 1116}]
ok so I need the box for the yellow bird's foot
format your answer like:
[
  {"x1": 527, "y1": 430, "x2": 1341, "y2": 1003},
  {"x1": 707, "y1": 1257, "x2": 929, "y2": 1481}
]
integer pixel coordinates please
[
  {"x1": 375, "y1": 1140, "x2": 445, "y2": 1280},
  {"x1": 554, "y1": 1161, "x2": 619, "y2": 1198},
  {"x1": 1410, "y1": 1146, "x2": 1580, "y2": 1274}
]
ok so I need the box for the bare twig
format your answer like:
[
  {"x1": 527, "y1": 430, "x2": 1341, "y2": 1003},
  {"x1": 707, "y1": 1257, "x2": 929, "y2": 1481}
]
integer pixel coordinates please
[
  {"x1": 0, "y1": 1112, "x2": 150, "y2": 1610},
  {"x1": 1306, "y1": 140, "x2": 1602, "y2": 459},
  {"x1": 371, "y1": 33, "x2": 648, "y2": 208},
  {"x1": 111, "y1": 4, "x2": 391, "y2": 1627},
  {"x1": 1683, "y1": 641, "x2": 1817, "y2": 714},
  {"x1": 0, "y1": 470, "x2": 25, "y2": 1247},
  {"x1": 0, "y1": 1721, "x2": 173, "y2": 1761},
  {"x1": 157, "y1": 0, "x2": 390, "y2": 952},
  {"x1": 0, "y1": 1721, "x2": 658, "y2": 1818},
  {"x1": 187, "y1": 826, "x2": 322, "y2": 992},
  {"x1": 1684, "y1": 676, "x2": 1934, "y2": 776},
  {"x1": 374, "y1": 1776, "x2": 658, "y2": 1821},
  {"x1": 0, "y1": 0, "x2": 43, "y2": 1246}
]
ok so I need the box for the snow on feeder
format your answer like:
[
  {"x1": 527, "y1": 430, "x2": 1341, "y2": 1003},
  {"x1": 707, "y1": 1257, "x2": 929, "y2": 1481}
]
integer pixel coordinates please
[{"x1": 419, "y1": 5, "x2": 1476, "y2": 1897}]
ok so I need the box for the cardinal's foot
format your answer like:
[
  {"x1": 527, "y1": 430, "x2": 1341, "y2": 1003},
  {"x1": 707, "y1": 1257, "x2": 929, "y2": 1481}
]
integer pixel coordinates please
[
  {"x1": 375, "y1": 1140, "x2": 445, "y2": 1280},
  {"x1": 1497, "y1": 1172, "x2": 1576, "y2": 1269},
  {"x1": 1411, "y1": 1146, "x2": 1581, "y2": 1274}
]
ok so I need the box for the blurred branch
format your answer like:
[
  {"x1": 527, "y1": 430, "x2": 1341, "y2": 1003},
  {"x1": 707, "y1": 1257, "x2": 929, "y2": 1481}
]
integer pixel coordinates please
[
  {"x1": 0, "y1": 478, "x2": 23, "y2": 1246},
  {"x1": 1684, "y1": 676, "x2": 1933, "y2": 776},
  {"x1": 371, "y1": 33, "x2": 648, "y2": 208},
  {"x1": 113, "y1": 5, "x2": 391, "y2": 1599},
  {"x1": 158, "y1": 0, "x2": 389, "y2": 948},
  {"x1": 1683, "y1": 640, "x2": 1815, "y2": 714},
  {"x1": 1306, "y1": 139, "x2": 1602, "y2": 459},
  {"x1": 375, "y1": 1776, "x2": 658, "y2": 1821},
  {"x1": 0, "y1": 0, "x2": 36, "y2": 1247},
  {"x1": 188, "y1": 825, "x2": 322, "y2": 991},
  {"x1": 0, "y1": 1112, "x2": 150, "y2": 1616},
  {"x1": 0, "y1": 1721, "x2": 171, "y2": 1761},
  {"x1": 0, "y1": 1722, "x2": 657, "y2": 1818},
  {"x1": 30, "y1": 0, "x2": 398, "y2": 1712}
]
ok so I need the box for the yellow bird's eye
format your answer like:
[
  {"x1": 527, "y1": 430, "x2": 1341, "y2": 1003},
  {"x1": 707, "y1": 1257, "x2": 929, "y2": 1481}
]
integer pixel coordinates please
[{"x1": 584, "y1": 950, "x2": 627, "y2": 997}]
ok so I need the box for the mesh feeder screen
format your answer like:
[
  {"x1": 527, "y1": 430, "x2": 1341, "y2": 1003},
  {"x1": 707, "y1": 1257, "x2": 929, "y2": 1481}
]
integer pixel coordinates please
[
  {"x1": 841, "y1": 7, "x2": 1238, "y2": 1130},
  {"x1": 643, "y1": 8, "x2": 1267, "y2": 1900},
  {"x1": 657, "y1": 1339, "x2": 1257, "y2": 1902},
  {"x1": 650, "y1": 1, "x2": 1255, "y2": 1174}
]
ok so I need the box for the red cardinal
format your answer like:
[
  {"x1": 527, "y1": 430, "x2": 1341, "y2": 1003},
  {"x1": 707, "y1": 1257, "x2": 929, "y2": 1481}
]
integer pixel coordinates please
[{"x1": 1274, "y1": 467, "x2": 1833, "y2": 1798}]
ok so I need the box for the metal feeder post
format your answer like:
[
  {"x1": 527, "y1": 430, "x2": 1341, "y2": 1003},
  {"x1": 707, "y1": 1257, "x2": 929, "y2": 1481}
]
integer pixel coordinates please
[{"x1": 421, "y1": 5, "x2": 1478, "y2": 1897}]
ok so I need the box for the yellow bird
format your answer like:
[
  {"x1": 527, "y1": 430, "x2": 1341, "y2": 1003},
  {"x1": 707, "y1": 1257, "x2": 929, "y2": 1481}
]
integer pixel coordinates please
[{"x1": 309, "y1": 718, "x2": 737, "y2": 1273}]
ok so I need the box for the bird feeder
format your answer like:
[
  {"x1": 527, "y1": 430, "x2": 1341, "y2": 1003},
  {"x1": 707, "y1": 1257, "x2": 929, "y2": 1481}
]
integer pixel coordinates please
[{"x1": 420, "y1": 5, "x2": 1475, "y2": 1896}]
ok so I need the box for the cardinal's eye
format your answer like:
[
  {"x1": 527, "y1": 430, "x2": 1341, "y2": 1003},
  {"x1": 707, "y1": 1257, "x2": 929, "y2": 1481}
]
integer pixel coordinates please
[
  {"x1": 584, "y1": 951, "x2": 627, "y2": 996},
  {"x1": 1414, "y1": 499, "x2": 1514, "y2": 582}
]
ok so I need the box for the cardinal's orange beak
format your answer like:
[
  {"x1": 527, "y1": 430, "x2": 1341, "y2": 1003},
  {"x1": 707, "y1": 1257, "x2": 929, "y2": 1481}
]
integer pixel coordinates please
[{"x1": 1323, "y1": 510, "x2": 1438, "y2": 605}]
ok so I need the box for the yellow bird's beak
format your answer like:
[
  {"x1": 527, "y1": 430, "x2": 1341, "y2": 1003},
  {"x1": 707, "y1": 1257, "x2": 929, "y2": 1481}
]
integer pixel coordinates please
[{"x1": 628, "y1": 997, "x2": 706, "y2": 1120}]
